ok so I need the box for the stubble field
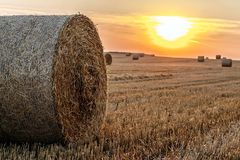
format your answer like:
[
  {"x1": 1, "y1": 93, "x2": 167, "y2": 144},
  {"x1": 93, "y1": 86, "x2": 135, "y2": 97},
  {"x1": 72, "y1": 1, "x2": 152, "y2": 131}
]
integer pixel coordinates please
[{"x1": 1, "y1": 53, "x2": 240, "y2": 159}]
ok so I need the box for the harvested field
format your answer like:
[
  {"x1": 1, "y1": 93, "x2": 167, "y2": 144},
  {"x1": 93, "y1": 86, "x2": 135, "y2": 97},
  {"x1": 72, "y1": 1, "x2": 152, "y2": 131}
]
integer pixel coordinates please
[{"x1": 1, "y1": 53, "x2": 240, "y2": 159}]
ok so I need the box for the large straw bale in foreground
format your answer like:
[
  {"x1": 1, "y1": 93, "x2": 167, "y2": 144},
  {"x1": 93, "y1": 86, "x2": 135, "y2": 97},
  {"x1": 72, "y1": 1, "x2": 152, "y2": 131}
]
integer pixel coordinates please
[{"x1": 0, "y1": 15, "x2": 107, "y2": 144}]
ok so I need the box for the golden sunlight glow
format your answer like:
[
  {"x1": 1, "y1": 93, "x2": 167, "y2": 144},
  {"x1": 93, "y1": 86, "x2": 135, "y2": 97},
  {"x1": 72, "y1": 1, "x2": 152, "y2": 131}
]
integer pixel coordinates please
[
  {"x1": 155, "y1": 16, "x2": 192, "y2": 41},
  {"x1": 146, "y1": 16, "x2": 202, "y2": 49}
]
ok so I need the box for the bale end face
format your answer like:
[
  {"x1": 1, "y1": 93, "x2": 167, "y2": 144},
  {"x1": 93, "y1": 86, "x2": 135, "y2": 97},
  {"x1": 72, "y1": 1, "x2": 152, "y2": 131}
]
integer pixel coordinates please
[{"x1": 54, "y1": 15, "x2": 107, "y2": 144}]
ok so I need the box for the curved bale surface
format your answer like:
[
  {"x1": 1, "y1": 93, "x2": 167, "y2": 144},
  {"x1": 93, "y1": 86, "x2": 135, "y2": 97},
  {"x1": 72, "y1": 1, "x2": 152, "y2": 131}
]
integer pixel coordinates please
[
  {"x1": 222, "y1": 59, "x2": 232, "y2": 67},
  {"x1": 104, "y1": 53, "x2": 112, "y2": 65},
  {"x1": 0, "y1": 15, "x2": 107, "y2": 144}
]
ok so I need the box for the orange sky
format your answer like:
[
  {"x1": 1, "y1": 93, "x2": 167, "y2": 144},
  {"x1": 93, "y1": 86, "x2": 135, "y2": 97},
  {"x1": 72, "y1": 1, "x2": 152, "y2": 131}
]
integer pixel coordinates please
[{"x1": 0, "y1": 0, "x2": 240, "y2": 59}]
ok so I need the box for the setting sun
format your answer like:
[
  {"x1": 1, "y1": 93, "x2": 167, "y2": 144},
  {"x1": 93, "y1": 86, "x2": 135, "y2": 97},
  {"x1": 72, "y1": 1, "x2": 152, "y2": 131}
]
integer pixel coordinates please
[
  {"x1": 155, "y1": 16, "x2": 192, "y2": 41},
  {"x1": 146, "y1": 16, "x2": 198, "y2": 49}
]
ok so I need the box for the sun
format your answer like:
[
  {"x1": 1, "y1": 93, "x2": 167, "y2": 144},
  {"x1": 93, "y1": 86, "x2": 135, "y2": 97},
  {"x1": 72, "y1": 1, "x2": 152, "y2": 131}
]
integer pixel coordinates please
[
  {"x1": 155, "y1": 16, "x2": 192, "y2": 41},
  {"x1": 146, "y1": 16, "x2": 196, "y2": 49}
]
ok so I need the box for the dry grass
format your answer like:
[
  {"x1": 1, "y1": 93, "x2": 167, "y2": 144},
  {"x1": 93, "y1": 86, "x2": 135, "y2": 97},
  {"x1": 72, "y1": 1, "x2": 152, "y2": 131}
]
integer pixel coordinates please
[{"x1": 1, "y1": 53, "x2": 240, "y2": 159}]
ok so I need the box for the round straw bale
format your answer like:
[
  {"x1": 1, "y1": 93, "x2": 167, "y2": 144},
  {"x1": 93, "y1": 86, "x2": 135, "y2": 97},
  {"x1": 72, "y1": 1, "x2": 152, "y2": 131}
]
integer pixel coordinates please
[
  {"x1": 104, "y1": 53, "x2": 112, "y2": 65},
  {"x1": 132, "y1": 54, "x2": 139, "y2": 60},
  {"x1": 222, "y1": 59, "x2": 232, "y2": 67},
  {"x1": 139, "y1": 53, "x2": 145, "y2": 57},
  {"x1": 0, "y1": 15, "x2": 107, "y2": 144},
  {"x1": 198, "y1": 56, "x2": 205, "y2": 62},
  {"x1": 126, "y1": 53, "x2": 132, "y2": 56},
  {"x1": 216, "y1": 55, "x2": 221, "y2": 59}
]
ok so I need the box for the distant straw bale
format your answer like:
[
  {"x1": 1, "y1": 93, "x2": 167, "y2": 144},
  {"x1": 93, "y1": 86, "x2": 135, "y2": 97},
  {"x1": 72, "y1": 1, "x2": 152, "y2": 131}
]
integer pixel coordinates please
[
  {"x1": 139, "y1": 53, "x2": 145, "y2": 57},
  {"x1": 198, "y1": 56, "x2": 205, "y2": 62},
  {"x1": 132, "y1": 54, "x2": 139, "y2": 60},
  {"x1": 126, "y1": 53, "x2": 132, "y2": 56},
  {"x1": 104, "y1": 53, "x2": 112, "y2": 65},
  {"x1": 216, "y1": 55, "x2": 221, "y2": 59},
  {"x1": 0, "y1": 15, "x2": 107, "y2": 144},
  {"x1": 222, "y1": 59, "x2": 232, "y2": 67}
]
